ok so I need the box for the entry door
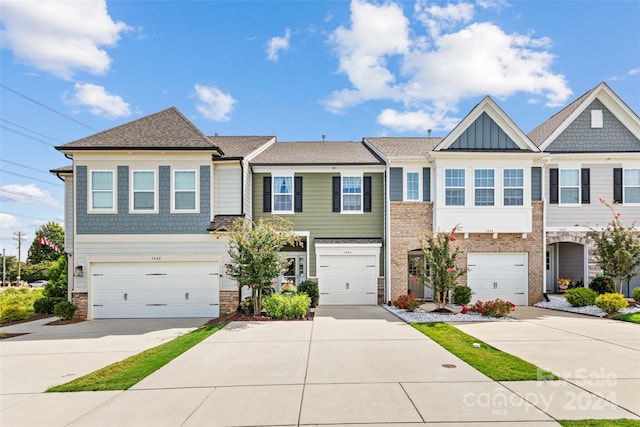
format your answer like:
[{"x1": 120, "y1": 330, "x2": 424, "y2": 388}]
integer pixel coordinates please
[{"x1": 546, "y1": 245, "x2": 556, "y2": 293}]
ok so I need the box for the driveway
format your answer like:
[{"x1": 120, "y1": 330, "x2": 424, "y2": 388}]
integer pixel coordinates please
[{"x1": 1, "y1": 306, "x2": 638, "y2": 426}]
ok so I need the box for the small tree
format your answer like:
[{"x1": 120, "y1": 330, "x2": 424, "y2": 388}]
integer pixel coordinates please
[
  {"x1": 415, "y1": 227, "x2": 466, "y2": 311},
  {"x1": 592, "y1": 200, "x2": 640, "y2": 295},
  {"x1": 225, "y1": 216, "x2": 302, "y2": 314}
]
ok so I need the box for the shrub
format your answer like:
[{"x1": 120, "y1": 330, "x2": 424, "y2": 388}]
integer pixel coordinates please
[
  {"x1": 466, "y1": 299, "x2": 516, "y2": 318},
  {"x1": 280, "y1": 283, "x2": 297, "y2": 294},
  {"x1": 392, "y1": 294, "x2": 421, "y2": 312},
  {"x1": 594, "y1": 293, "x2": 628, "y2": 314},
  {"x1": 452, "y1": 285, "x2": 472, "y2": 305},
  {"x1": 298, "y1": 280, "x2": 319, "y2": 307},
  {"x1": 1, "y1": 305, "x2": 29, "y2": 322},
  {"x1": 564, "y1": 287, "x2": 598, "y2": 307},
  {"x1": 0, "y1": 287, "x2": 43, "y2": 319},
  {"x1": 262, "y1": 293, "x2": 310, "y2": 320},
  {"x1": 589, "y1": 275, "x2": 615, "y2": 295},
  {"x1": 633, "y1": 287, "x2": 640, "y2": 302},
  {"x1": 33, "y1": 297, "x2": 66, "y2": 314},
  {"x1": 53, "y1": 301, "x2": 77, "y2": 320}
]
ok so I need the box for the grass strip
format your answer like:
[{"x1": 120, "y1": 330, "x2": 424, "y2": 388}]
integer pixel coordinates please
[
  {"x1": 412, "y1": 322, "x2": 557, "y2": 381},
  {"x1": 47, "y1": 322, "x2": 227, "y2": 392},
  {"x1": 612, "y1": 313, "x2": 640, "y2": 324},
  {"x1": 558, "y1": 420, "x2": 640, "y2": 427}
]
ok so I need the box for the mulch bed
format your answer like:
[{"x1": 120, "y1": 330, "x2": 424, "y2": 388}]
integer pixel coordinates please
[
  {"x1": 0, "y1": 314, "x2": 53, "y2": 328},
  {"x1": 204, "y1": 309, "x2": 314, "y2": 326}
]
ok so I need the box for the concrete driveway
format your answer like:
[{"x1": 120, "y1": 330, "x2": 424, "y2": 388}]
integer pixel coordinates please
[{"x1": 1, "y1": 306, "x2": 638, "y2": 426}]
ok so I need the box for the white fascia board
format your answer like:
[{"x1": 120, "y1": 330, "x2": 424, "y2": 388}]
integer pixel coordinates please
[
  {"x1": 388, "y1": 156, "x2": 430, "y2": 164},
  {"x1": 244, "y1": 137, "x2": 277, "y2": 162},
  {"x1": 429, "y1": 151, "x2": 545, "y2": 161},
  {"x1": 252, "y1": 165, "x2": 386, "y2": 174},
  {"x1": 544, "y1": 152, "x2": 640, "y2": 162},
  {"x1": 361, "y1": 139, "x2": 389, "y2": 163}
]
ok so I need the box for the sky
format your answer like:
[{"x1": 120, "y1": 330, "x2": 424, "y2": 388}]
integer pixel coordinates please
[{"x1": 1, "y1": 0, "x2": 639, "y2": 261}]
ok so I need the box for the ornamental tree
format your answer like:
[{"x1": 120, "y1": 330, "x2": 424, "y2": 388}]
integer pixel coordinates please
[
  {"x1": 414, "y1": 227, "x2": 466, "y2": 311},
  {"x1": 225, "y1": 216, "x2": 302, "y2": 314},
  {"x1": 592, "y1": 199, "x2": 640, "y2": 295}
]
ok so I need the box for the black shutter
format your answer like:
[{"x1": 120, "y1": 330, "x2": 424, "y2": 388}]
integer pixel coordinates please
[
  {"x1": 423, "y1": 167, "x2": 431, "y2": 201},
  {"x1": 581, "y1": 168, "x2": 590, "y2": 204},
  {"x1": 294, "y1": 176, "x2": 303, "y2": 212},
  {"x1": 363, "y1": 176, "x2": 372, "y2": 212},
  {"x1": 613, "y1": 168, "x2": 623, "y2": 203},
  {"x1": 389, "y1": 167, "x2": 403, "y2": 201},
  {"x1": 263, "y1": 176, "x2": 271, "y2": 212},
  {"x1": 531, "y1": 167, "x2": 542, "y2": 201},
  {"x1": 549, "y1": 168, "x2": 558, "y2": 204},
  {"x1": 332, "y1": 176, "x2": 341, "y2": 212}
]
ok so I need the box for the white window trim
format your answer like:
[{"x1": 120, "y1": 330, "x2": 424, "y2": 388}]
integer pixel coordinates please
[
  {"x1": 172, "y1": 169, "x2": 199, "y2": 213},
  {"x1": 89, "y1": 169, "x2": 116, "y2": 214},
  {"x1": 130, "y1": 169, "x2": 158, "y2": 213},
  {"x1": 559, "y1": 168, "x2": 581, "y2": 206},
  {"x1": 405, "y1": 170, "x2": 421, "y2": 201},
  {"x1": 503, "y1": 168, "x2": 524, "y2": 207},
  {"x1": 623, "y1": 168, "x2": 640, "y2": 205},
  {"x1": 341, "y1": 175, "x2": 363, "y2": 214},
  {"x1": 444, "y1": 169, "x2": 465, "y2": 207},
  {"x1": 272, "y1": 175, "x2": 294, "y2": 214},
  {"x1": 473, "y1": 168, "x2": 495, "y2": 207}
]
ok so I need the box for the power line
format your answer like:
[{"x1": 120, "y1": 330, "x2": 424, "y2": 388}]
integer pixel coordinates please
[
  {"x1": 1, "y1": 211, "x2": 55, "y2": 222},
  {"x1": 0, "y1": 188, "x2": 58, "y2": 203},
  {"x1": 0, "y1": 119, "x2": 64, "y2": 144},
  {"x1": 1, "y1": 125, "x2": 57, "y2": 147},
  {"x1": 1, "y1": 159, "x2": 55, "y2": 177},
  {"x1": 0, "y1": 83, "x2": 98, "y2": 132},
  {"x1": 0, "y1": 170, "x2": 62, "y2": 186}
]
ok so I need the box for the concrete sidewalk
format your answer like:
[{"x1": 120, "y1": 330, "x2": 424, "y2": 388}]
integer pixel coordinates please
[{"x1": 1, "y1": 306, "x2": 638, "y2": 426}]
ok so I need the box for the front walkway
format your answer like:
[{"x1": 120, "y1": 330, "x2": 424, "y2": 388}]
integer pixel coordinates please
[{"x1": 1, "y1": 306, "x2": 638, "y2": 426}]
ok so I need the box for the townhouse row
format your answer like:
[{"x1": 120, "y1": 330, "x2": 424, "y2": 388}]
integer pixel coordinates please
[{"x1": 52, "y1": 82, "x2": 640, "y2": 319}]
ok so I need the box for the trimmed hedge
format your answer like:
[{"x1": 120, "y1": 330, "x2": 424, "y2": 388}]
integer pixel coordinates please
[{"x1": 564, "y1": 287, "x2": 597, "y2": 307}]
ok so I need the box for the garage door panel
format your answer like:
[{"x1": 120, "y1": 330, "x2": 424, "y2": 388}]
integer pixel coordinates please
[
  {"x1": 318, "y1": 255, "x2": 377, "y2": 305},
  {"x1": 467, "y1": 253, "x2": 527, "y2": 306}
]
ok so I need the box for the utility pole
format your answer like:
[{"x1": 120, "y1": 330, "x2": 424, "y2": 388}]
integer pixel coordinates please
[
  {"x1": 13, "y1": 232, "x2": 26, "y2": 285},
  {"x1": 2, "y1": 248, "x2": 6, "y2": 286}
]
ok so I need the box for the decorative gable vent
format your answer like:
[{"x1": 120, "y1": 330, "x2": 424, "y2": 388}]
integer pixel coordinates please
[{"x1": 591, "y1": 110, "x2": 603, "y2": 128}]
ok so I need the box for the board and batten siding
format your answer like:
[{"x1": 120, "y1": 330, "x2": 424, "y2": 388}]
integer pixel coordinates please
[
  {"x1": 545, "y1": 164, "x2": 640, "y2": 227},
  {"x1": 214, "y1": 164, "x2": 242, "y2": 215},
  {"x1": 252, "y1": 172, "x2": 384, "y2": 277}
]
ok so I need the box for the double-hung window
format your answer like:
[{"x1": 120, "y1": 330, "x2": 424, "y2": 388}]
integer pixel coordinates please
[
  {"x1": 342, "y1": 176, "x2": 362, "y2": 212},
  {"x1": 174, "y1": 170, "x2": 197, "y2": 211},
  {"x1": 132, "y1": 170, "x2": 156, "y2": 211},
  {"x1": 474, "y1": 169, "x2": 494, "y2": 206},
  {"x1": 406, "y1": 171, "x2": 420, "y2": 201},
  {"x1": 445, "y1": 169, "x2": 465, "y2": 206},
  {"x1": 559, "y1": 169, "x2": 580, "y2": 204},
  {"x1": 273, "y1": 176, "x2": 293, "y2": 213},
  {"x1": 90, "y1": 170, "x2": 115, "y2": 211},
  {"x1": 503, "y1": 169, "x2": 524, "y2": 206},
  {"x1": 624, "y1": 169, "x2": 640, "y2": 203}
]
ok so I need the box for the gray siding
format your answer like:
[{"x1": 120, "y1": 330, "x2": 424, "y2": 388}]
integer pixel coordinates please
[
  {"x1": 449, "y1": 112, "x2": 519, "y2": 150},
  {"x1": 76, "y1": 165, "x2": 211, "y2": 234},
  {"x1": 215, "y1": 166, "x2": 241, "y2": 215},
  {"x1": 65, "y1": 177, "x2": 74, "y2": 250},
  {"x1": 558, "y1": 242, "x2": 584, "y2": 283},
  {"x1": 546, "y1": 99, "x2": 640, "y2": 152},
  {"x1": 390, "y1": 167, "x2": 403, "y2": 201}
]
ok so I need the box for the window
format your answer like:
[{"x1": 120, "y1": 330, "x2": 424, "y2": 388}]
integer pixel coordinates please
[
  {"x1": 474, "y1": 169, "x2": 494, "y2": 206},
  {"x1": 504, "y1": 169, "x2": 524, "y2": 206},
  {"x1": 174, "y1": 170, "x2": 197, "y2": 211},
  {"x1": 132, "y1": 170, "x2": 155, "y2": 211},
  {"x1": 273, "y1": 176, "x2": 293, "y2": 212},
  {"x1": 406, "y1": 172, "x2": 419, "y2": 201},
  {"x1": 445, "y1": 169, "x2": 465, "y2": 206},
  {"x1": 560, "y1": 169, "x2": 580, "y2": 204},
  {"x1": 342, "y1": 176, "x2": 362, "y2": 212},
  {"x1": 624, "y1": 169, "x2": 640, "y2": 203},
  {"x1": 90, "y1": 170, "x2": 114, "y2": 211},
  {"x1": 408, "y1": 255, "x2": 423, "y2": 277}
]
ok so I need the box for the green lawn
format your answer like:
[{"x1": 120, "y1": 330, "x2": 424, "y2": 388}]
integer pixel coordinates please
[
  {"x1": 613, "y1": 312, "x2": 640, "y2": 324},
  {"x1": 558, "y1": 420, "x2": 640, "y2": 427},
  {"x1": 412, "y1": 322, "x2": 557, "y2": 381},
  {"x1": 47, "y1": 322, "x2": 227, "y2": 392}
]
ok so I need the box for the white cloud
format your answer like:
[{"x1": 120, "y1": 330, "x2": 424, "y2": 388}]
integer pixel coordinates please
[
  {"x1": 629, "y1": 67, "x2": 640, "y2": 76},
  {"x1": 194, "y1": 84, "x2": 237, "y2": 121},
  {"x1": 325, "y1": 0, "x2": 572, "y2": 132},
  {"x1": 0, "y1": 213, "x2": 21, "y2": 230},
  {"x1": 0, "y1": 184, "x2": 60, "y2": 208},
  {"x1": 67, "y1": 83, "x2": 131, "y2": 118},
  {"x1": 266, "y1": 28, "x2": 292, "y2": 62},
  {"x1": 0, "y1": 0, "x2": 131, "y2": 79}
]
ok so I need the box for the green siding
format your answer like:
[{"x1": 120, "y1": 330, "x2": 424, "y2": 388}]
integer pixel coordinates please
[{"x1": 254, "y1": 173, "x2": 385, "y2": 276}]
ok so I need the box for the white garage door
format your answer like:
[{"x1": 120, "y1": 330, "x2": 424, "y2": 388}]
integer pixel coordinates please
[
  {"x1": 318, "y1": 255, "x2": 377, "y2": 305},
  {"x1": 467, "y1": 253, "x2": 527, "y2": 305},
  {"x1": 92, "y1": 261, "x2": 219, "y2": 318}
]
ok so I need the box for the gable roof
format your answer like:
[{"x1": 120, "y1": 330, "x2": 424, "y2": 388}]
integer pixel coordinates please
[
  {"x1": 209, "y1": 136, "x2": 275, "y2": 159},
  {"x1": 56, "y1": 107, "x2": 223, "y2": 154},
  {"x1": 529, "y1": 82, "x2": 640, "y2": 150},
  {"x1": 363, "y1": 137, "x2": 442, "y2": 158},
  {"x1": 250, "y1": 141, "x2": 384, "y2": 165},
  {"x1": 435, "y1": 96, "x2": 539, "y2": 152}
]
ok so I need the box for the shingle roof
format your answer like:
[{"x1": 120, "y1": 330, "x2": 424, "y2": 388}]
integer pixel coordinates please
[
  {"x1": 364, "y1": 137, "x2": 442, "y2": 157},
  {"x1": 527, "y1": 87, "x2": 596, "y2": 147},
  {"x1": 209, "y1": 136, "x2": 275, "y2": 159},
  {"x1": 251, "y1": 141, "x2": 384, "y2": 165},
  {"x1": 50, "y1": 165, "x2": 73, "y2": 174},
  {"x1": 56, "y1": 107, "x2": 222, "y2": 153},
  {"x1": 207, "y1": 214, "x2": 245, "y2": 232}
]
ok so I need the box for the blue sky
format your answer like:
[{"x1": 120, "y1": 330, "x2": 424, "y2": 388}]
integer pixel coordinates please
[{"x1": 1, "y1": 0, "x2": 639, "y2": 260}]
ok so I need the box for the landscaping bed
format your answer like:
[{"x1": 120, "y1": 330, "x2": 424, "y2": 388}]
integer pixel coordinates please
[{"x1": 535, "y1": 294, "x2": 640, "y2": 318}]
